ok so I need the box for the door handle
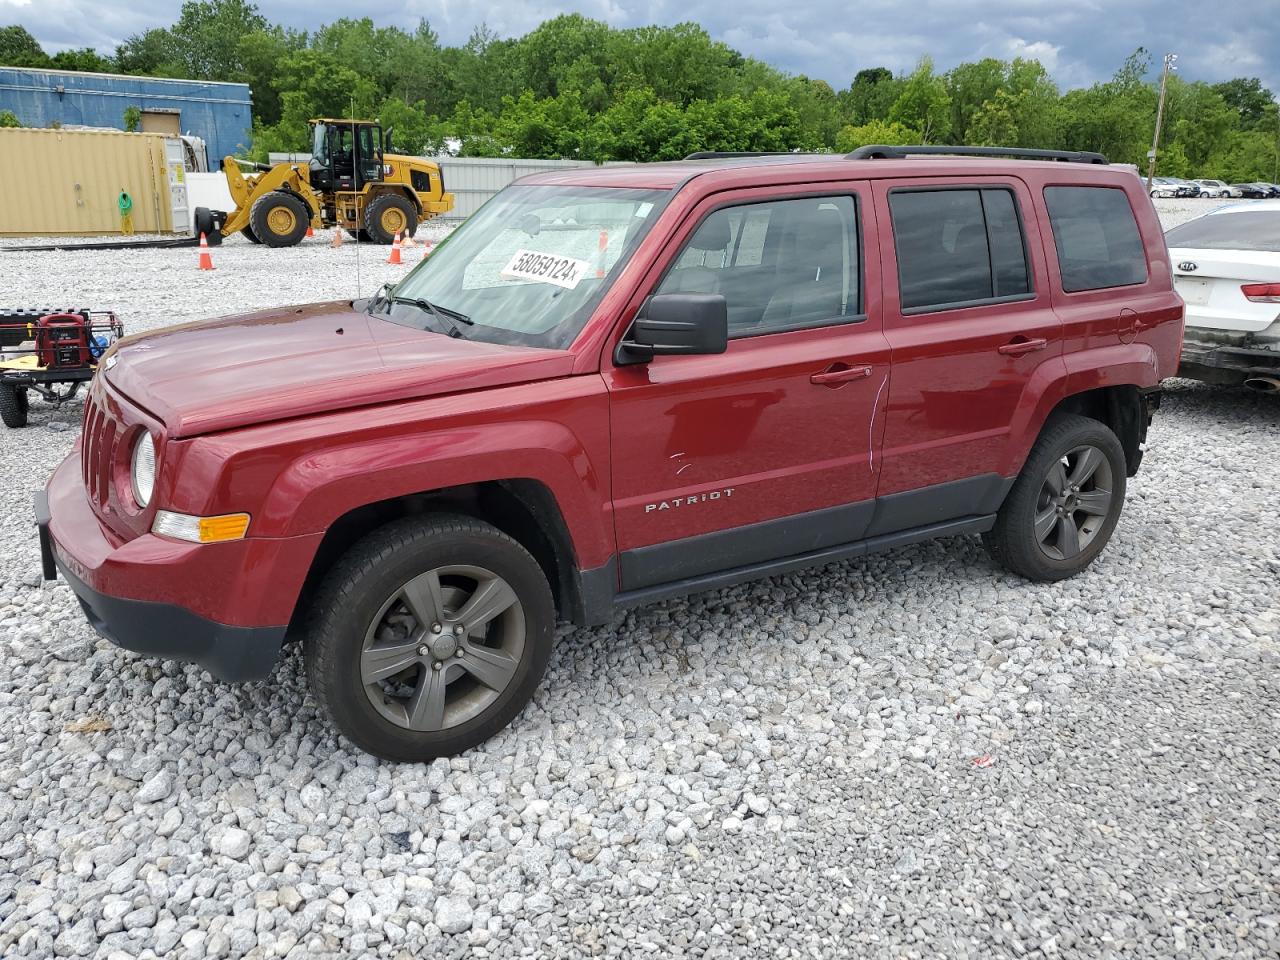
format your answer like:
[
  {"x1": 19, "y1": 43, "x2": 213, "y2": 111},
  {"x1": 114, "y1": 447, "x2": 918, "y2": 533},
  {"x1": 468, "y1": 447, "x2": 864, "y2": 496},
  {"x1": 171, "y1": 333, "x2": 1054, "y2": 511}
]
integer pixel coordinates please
[
  {"x1": 811, "y1": 364, "x2": 873, "y2": 386},
  {"x1": 997, "y1": 337, "x2": 1048, "y2": 356}
]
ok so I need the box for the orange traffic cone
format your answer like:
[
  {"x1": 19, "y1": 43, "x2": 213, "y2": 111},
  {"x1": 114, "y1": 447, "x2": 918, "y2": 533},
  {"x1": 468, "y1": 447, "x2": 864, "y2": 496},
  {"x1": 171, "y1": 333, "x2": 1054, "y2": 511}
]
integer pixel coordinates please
[
  {"x1": 197, "y1": 232, "x2": 215, "y2": 271},
  {"x1": 421, "y1": 241, "x2": 434, "y2": 261},
  {"x1": 387, "y1": 233, "x2": 403, "y2": 265},
  {"x1": 331, "y1": 228, "x2": 344, "y2": 248},
  {"x1": 306, "y1": 223, "x2": 315, "y2": 238}
]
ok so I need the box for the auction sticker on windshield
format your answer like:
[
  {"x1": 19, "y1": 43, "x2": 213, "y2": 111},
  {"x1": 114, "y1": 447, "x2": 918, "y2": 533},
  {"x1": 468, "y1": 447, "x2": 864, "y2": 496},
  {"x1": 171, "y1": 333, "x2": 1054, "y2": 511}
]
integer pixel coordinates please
[{"x1": 500, "y1": 249, "x2": 590, "y2": 289}]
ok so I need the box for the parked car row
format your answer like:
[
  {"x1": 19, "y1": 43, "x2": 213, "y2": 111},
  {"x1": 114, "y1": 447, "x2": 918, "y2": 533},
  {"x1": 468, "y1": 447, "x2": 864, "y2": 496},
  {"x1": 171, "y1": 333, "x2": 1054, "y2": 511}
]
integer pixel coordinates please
[
  {"x1": 1150, "y1": 177, "x2": 1280, "y2": 200},
  {"x1": 1149, "y1": 177, "x2": 1199, "y2": 198},
  {"x1": 1227, "y1": 183, "x2": 1280, "y2": 199}
]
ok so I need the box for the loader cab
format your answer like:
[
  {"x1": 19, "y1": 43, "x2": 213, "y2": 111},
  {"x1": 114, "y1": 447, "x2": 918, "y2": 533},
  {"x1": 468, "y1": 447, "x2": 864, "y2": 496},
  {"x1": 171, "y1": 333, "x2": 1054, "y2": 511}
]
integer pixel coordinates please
[{"x1": 309, "y1": 120, "x2": 384, "y2": 193}]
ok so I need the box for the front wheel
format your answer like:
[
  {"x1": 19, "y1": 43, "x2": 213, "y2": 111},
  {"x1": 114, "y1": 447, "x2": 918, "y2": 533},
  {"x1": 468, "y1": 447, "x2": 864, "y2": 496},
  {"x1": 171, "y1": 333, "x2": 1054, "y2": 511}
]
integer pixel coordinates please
[
  {"x1": 304, "y1": 515, "x2": 554, "y2": 761},
  {"x1": 249, "y1": 191, "x2": 309, "y2": 247},
  {"x1": 982, "y1": 415, "x2": 1127, "y2": 582}
]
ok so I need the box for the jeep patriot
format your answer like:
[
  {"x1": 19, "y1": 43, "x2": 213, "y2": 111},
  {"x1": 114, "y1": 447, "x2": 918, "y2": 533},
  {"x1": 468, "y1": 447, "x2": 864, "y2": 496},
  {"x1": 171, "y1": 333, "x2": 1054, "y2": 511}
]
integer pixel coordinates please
[{"x1": 37, "y1": 145, "x2": 1184, "y2": 760}]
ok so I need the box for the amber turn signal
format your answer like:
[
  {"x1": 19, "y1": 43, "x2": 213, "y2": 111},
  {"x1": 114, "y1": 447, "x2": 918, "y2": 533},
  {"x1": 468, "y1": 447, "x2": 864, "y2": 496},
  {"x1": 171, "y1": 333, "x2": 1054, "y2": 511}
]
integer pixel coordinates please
[{"x1": 153, "y1": 510, "x2": 250, "y2": 543}]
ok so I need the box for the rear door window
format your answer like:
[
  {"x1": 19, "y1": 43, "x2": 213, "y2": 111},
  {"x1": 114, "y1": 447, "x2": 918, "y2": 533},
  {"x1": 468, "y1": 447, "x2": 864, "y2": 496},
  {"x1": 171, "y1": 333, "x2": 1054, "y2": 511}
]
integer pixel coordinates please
[
  {"x1": 1043, "y1": 186, "x2": 1148, "y2": 292},
  {"x1": 888, "y1": 187, "x2": 1031, "y2": 311}
]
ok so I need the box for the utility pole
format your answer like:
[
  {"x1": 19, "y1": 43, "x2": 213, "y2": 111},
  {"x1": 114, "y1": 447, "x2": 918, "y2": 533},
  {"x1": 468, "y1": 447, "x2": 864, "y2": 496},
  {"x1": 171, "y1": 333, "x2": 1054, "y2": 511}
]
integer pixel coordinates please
[{"x1": 1146, "y1": 53, "x2": 1177, "y2": 189}]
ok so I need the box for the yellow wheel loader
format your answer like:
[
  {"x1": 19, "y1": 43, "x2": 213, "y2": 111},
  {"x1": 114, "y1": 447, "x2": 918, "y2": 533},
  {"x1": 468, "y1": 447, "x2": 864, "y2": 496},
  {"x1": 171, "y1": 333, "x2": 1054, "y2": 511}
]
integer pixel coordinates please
[{"x1": 194, "y1": 119, "x2": 454, "y2": 248}]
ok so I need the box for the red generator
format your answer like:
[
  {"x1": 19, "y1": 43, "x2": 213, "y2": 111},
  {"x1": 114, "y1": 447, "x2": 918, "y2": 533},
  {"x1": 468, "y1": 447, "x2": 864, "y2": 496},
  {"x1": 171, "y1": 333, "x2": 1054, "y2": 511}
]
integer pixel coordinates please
[
  {"x1": 0, "y1": 308, "x2": 124, "y2": 428},
  {"x1": 37, "y1": 313, "x2": 94, "y2": 369}
]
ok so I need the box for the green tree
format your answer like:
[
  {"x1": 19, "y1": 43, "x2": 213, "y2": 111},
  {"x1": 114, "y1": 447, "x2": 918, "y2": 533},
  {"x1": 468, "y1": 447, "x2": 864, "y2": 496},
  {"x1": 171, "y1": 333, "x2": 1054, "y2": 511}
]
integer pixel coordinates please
[
  {"x1": 0, "y1": 110, "x2": 21, "y2": 127},
  {"x1": 377, "y1": 97, "x2": 433, "y2": 156},
  {"x1": 889, "y1": 59, "x2": 951, "y2": 142},
  {"x1": 946, "y1": 58, "x2": 1005, "y2": 142},
  {"x1": 171, "y1": 0, "x2": 267, "y2": 78},
  {"x1": 835, "y1": 118, "x2": 918, "y2": 152},
  {"x1": 1057, "y1": 49, "x2": 1157, "y2": 164},
  {"x1": 967, "y1": 90, "x2": 1021, "y2": 146},
  {"x1": 1211, "y1": 77, "x2": 1274, "y2": 129},
  {"x1": 0, "y1": 25, "x2": 48, "y2": 67},
  {"x1": 115, "y1": 28, "x2": 186, "y2": 77},
  {"x1": 236, "y1": 27, "x2": 305, "y2": 126},
  {"x1": 123, "y1": 106, "x2": 142, "y2": 132},
  {"x1": 42, "y1": 48, "x2": 111, "y2": 72},
  {"x1": 842, "y1": 67, "x2": 901, "y2": 125},
  {"x1": 118, "y1": 0, "x2": 266, "y2": 80}
]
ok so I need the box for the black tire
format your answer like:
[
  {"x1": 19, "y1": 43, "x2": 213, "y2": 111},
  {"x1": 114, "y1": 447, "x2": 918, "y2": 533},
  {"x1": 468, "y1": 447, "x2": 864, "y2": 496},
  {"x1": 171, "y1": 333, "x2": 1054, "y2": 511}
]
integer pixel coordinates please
[
  {"x1": 982, "y1": 414, "x2": 1127, "y2": 582},
  {"x1": 304, "y1": 514, "x2": 555, "y2": 762},
  {"x1": 346, "y1": 228, "x2": 375, "y2": 242},
  {"x1": 193, "y1": 206, "x2": 214, "y2": 240},
  {"x1": 249, "y1": 191, "x2": 309, "y2": 248},
  {"x1": 363, "y1": 193, "x2": 418, "y2": 244},
  {"x1": 241, "y1": 225, "x2": 262, "y2": 244},
  {"x1": 0, "y1": 383, "x2": 28, "y2": 428}
]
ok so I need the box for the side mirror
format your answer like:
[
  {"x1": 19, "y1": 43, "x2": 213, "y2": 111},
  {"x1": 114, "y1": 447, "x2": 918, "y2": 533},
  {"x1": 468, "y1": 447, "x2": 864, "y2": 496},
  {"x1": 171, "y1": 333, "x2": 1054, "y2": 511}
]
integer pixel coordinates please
[{"x1": 617, "y1": 294, "x2": 728, "y2": 364}]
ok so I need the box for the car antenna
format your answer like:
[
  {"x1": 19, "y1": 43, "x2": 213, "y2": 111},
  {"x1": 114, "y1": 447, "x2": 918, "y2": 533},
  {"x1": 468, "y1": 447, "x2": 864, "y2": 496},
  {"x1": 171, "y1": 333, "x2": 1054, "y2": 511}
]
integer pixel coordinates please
[{"x1": 350, "y1": 98, "x2": 362, "y2": 299}]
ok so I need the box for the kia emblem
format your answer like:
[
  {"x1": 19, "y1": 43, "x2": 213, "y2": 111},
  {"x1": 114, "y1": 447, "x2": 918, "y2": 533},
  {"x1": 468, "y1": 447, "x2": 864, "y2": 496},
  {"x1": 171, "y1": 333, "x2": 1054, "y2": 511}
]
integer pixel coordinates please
[{"x1": 1178, "y1": 261, "x2": 1198, "y2": 272}]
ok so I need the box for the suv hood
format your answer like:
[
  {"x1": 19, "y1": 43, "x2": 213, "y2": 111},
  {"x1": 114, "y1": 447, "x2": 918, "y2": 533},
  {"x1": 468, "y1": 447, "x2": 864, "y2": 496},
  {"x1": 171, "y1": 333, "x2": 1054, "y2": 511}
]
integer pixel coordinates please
[{"x1": 105, "y1": 301, "x2": 575, "y2": 437}]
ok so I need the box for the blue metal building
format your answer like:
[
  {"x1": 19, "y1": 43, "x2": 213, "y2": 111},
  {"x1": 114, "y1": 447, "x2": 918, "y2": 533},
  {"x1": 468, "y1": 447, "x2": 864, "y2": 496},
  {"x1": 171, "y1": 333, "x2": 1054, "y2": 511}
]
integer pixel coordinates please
[{"x1": 0, "y1": 67, "x2": 252, "y2": 164}]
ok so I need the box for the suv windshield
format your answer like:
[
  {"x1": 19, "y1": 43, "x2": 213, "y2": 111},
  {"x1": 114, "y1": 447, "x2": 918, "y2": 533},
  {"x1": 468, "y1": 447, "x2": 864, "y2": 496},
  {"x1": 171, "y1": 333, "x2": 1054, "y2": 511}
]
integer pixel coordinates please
[
  {"x1": 384, "y1": 184, "x2": 668, "y2": 348},
  {"x1": 1166, "y1": 210, "x2": 1280, "y2": 252}
]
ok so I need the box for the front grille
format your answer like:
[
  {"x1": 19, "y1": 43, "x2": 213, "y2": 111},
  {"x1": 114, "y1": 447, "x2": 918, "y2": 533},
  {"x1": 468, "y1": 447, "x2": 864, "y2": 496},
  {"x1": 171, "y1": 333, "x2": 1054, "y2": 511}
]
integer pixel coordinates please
[{"x1": 81, "y1": 386, "x2": 118, "y2": 511}]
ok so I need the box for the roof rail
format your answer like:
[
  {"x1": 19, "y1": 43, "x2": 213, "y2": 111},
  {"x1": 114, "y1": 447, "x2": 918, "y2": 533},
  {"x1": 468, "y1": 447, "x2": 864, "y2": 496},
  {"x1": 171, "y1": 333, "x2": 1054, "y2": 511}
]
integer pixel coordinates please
[
  {"x1": 847, "y1": 144, "x2": 1110, "y2": 165},
  {"x1": 683, "y1": 151, "x2": 798, "y2": 160}
]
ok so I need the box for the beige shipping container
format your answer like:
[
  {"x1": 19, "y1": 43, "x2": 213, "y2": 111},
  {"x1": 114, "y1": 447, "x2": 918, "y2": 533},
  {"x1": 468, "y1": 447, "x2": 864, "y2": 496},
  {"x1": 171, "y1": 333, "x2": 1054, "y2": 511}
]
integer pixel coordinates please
[{"x1": 0, "y1": 127, "x2": 184, "y2": 236}]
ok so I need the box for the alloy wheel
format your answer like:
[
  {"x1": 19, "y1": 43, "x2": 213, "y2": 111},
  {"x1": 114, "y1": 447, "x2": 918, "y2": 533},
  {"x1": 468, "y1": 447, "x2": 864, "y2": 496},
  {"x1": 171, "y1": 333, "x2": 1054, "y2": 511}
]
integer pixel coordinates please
[
  {"x1": 360, "y1": 564, "x2": 526, "y2": 731},
  {"x1": 1033, "y1": 443, "x2": 1114, "y2": 561}
]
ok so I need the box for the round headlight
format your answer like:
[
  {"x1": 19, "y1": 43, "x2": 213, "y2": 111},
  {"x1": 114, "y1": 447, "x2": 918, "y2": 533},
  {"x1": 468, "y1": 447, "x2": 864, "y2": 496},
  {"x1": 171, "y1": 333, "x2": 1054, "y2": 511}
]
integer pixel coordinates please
[{"x1": 131, "y1": 432, "x2": 156, "y2": 508}]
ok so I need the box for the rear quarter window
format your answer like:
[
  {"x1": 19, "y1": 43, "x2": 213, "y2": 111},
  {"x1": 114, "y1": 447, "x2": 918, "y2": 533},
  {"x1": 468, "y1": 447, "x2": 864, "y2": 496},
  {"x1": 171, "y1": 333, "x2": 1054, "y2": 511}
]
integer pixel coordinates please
[{"x1": 1043, "y1": 186, "x2": 1148, "y2": 292}]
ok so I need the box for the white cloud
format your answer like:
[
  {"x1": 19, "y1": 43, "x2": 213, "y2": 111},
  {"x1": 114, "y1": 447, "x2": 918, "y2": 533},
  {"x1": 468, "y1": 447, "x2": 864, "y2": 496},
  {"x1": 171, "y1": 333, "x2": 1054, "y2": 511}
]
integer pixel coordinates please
[{"x1": 4, "y1": 0, "x2": 1277, "y2": 95}]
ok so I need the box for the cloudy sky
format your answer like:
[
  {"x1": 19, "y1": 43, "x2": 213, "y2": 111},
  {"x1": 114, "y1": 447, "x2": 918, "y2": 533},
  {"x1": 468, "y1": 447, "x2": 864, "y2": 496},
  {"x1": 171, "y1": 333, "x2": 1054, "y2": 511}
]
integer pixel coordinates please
[{"x1": 5, "y1": 0, "x2": 1278, "y2": 94}]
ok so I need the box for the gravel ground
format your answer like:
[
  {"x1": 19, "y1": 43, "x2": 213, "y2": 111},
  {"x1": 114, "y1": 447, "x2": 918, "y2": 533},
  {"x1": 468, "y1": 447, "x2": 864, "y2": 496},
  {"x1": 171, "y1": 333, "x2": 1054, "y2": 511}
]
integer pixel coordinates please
[
  {"x1": 1, "y1": 202, "x2": 1278, "y2": 959},
  {"x1": 1152, "y1": 196, "x2": 1238, "y2": 229}
]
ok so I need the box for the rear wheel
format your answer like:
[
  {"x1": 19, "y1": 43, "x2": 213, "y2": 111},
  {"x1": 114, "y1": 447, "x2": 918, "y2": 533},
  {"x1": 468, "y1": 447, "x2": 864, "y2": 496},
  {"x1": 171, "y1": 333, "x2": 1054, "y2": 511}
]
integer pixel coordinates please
[
  {"x1": 983, "y1": 415, "x2": 1127, "y2": 581},
  {"x1": 364, "y1": 193, "x2": 418, "y2": 244},
  {"x1": 305, "y1": 515, "x2": 554, "y2": 761},
  {"x1": 0, "y1": 383, "x2": 28, "y2": 428},
  {"x1": 249, "y1": 191, "x2": 309, "y2": 248}
]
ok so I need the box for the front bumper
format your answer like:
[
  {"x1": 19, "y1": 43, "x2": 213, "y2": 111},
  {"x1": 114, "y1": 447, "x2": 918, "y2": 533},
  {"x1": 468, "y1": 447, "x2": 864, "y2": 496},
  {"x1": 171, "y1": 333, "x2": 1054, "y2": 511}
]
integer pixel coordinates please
[
  {"x1": 35, "y1": 469, "x2": 288, "y2": 683},
  {"x1": 1178, "y1": 334, "x2": 1280, "y2": 385}
]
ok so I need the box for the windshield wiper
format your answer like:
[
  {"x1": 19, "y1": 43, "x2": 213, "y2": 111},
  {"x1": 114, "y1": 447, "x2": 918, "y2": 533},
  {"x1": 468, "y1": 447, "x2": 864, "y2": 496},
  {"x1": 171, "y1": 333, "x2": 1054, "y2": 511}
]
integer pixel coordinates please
[{"x1": 390, "y1": 295, "x2": 473, "y2": 338}]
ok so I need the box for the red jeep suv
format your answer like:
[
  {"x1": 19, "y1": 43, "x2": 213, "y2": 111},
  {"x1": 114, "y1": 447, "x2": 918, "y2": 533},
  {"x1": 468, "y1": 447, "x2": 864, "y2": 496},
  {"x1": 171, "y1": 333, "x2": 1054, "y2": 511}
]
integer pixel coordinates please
[{"x1": 36, "y1": 146, "x2": 1183, "y2": 760}]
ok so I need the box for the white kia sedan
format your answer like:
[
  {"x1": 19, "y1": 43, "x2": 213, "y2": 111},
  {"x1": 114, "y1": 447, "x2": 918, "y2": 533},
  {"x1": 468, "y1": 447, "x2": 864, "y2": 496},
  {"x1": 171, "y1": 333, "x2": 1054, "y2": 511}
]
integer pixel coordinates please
[{"x1": 1166, "y1": 200, "x2": 1280, "y2": 392}]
